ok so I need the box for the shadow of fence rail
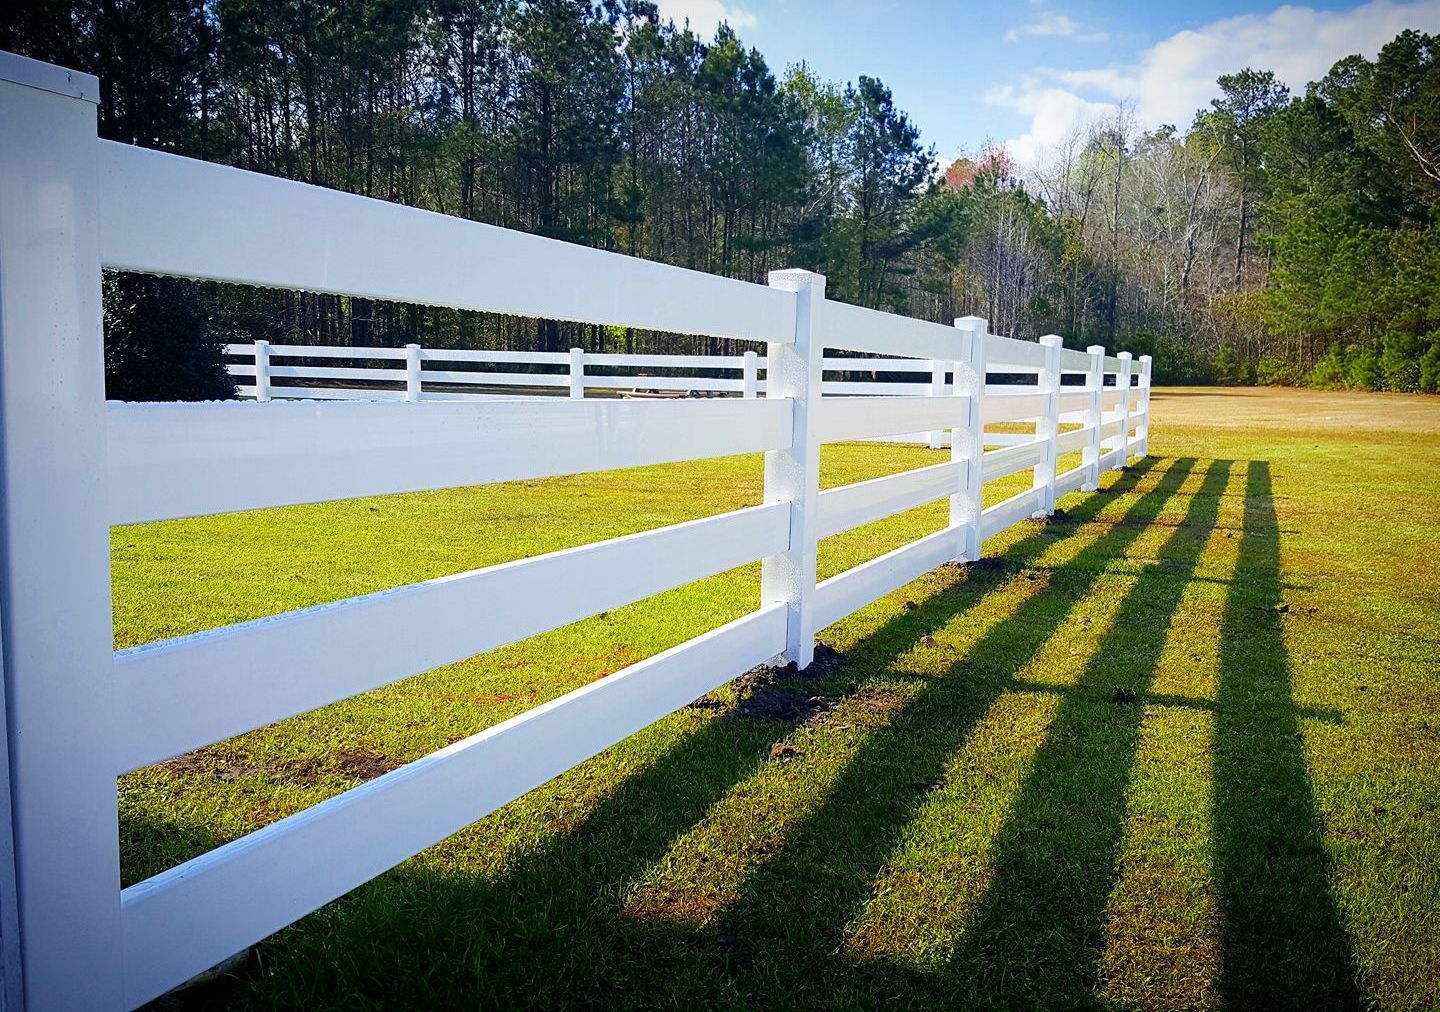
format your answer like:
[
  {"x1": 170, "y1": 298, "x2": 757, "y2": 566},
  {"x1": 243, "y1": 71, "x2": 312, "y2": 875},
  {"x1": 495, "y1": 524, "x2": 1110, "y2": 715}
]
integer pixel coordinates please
[{"x1": 180, "y1": 456, "x2": 1360, "y2": 1009}]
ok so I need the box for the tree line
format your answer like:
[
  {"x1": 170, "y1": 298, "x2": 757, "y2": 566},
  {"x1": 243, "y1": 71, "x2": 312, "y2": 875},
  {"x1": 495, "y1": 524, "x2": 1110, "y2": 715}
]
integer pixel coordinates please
[
  {"x1": 1022, "y1": 38, "x2": 1439, "y2": 392},
  {"x1": 3, "y1": 2, "x2": 1437, "y2": 397}
]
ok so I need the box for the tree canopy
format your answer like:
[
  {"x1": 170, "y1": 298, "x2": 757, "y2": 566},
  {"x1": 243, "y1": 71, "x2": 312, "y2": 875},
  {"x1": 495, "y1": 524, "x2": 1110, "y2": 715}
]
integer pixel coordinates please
[{"x1": 3, "y1": 3, "x2": 1436, "y2": 395}]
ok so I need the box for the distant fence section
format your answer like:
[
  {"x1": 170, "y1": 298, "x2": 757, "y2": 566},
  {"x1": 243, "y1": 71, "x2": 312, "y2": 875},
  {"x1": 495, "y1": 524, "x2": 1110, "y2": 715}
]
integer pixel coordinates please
[
  {"x1": 0, "y1": 51, "x2": 1150, "y2": 1010},
  {"x1": 222, "y1": 340, "x2": 1150, "y2": 451}
]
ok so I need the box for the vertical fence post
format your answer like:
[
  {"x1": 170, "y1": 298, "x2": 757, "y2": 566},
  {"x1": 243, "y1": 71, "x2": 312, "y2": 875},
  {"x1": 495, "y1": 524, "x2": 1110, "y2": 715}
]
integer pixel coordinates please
[
  {"x1": 405, "y1": 343, "x2": 422, "y2": 402},
  {"x1": 1137, "y1": 354, "x2": 1153, "y2": 456},
  {"x1": 568, "y1": 347, "x2": 585, "y2": 400},
  {"x1": 1115, "y1": 351, "x2": 1133, "y2": 468},
  {"x1": 952, "y1": 316, "x2": 988, "y2": 562},
  {"x1": 1032, "y1": 335, "x2": 1062, "y2": 517},
  {"x1": 763, "y1": 269, "x2": 824, "y2": 669},
  {"x1": 254, "y1": 338, "x2": 272, "y2": 402},
  {"x1": 0, "y1": 53, "x2": 123, "y2": 1008},
  {"x1": 927, "y1": 358, "x2": 945, "y2": 450},
  {"x1": 1083, "y1": 345, "x2": 1105, "y2": 491},
  {"x1": 743, "y1": 349, "x2": 758, "y2": 398}
]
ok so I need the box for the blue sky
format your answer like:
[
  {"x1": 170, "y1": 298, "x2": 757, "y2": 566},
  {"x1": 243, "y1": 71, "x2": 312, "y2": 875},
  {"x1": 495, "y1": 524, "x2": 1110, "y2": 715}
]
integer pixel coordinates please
[{"x1": 655, "y1": 0, "x2": 1440, "y2": 165}]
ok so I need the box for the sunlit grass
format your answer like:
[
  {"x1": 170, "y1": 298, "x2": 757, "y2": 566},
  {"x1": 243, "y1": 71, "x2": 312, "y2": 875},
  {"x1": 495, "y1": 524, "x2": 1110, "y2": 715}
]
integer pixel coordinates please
[{"x1": 114, "y1": 389, "x2": 1440, "y2": 1010}]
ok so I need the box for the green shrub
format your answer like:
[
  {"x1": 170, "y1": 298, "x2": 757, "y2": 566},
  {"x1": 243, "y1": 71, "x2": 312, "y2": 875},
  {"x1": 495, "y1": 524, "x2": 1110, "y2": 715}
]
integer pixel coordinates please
[
  {"x1": 1255, "y1": 354, "x2": 1300, "y2": 386},
  {"x1": 1307, "y1": 335, "x2": 1439, "y2": 393},
  {"x1": 1419, "y1": 332, "x2": 1440, "y2": 394},
  {"x1": 1147, "y1": 334, "x2": 1213, "y2": 384},
  {"x1": 1345, "y1": 345, "x2": 1384, "y2": 390},
  {"x1": 1379, "y1": 331, "x2": 1424, "y2": 392},
  {"x1": 1308, "y1": 346, "x2": 1348, "y2": 388},
  {"x1": 1213, "y1": 345, "x2": 1251, "y2": 385},
  {"x1": 103, "y1": 273, "x2": 236, "y2": 402}
]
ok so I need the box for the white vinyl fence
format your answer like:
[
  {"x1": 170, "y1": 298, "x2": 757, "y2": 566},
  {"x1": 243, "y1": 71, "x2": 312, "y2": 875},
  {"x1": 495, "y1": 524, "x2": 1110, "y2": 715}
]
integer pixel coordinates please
[
  {"x1": 0, "y1": 52, "x2": 1151, "y2": 1010},
  {"x1": 221, "y1": 340, "x2": 1151, "y2": 451}
]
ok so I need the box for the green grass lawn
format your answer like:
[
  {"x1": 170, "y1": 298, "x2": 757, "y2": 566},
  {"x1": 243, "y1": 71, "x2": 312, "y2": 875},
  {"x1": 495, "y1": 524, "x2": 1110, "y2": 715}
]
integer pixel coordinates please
[{"x1": 117, "y1": 387, "x2": 1440, "y2": 1011}]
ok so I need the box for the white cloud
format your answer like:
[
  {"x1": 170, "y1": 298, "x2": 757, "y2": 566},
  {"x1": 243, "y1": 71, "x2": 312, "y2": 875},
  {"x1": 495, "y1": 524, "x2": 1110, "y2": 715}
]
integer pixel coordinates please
[
  {"x1": 996, "y1": 0, "x2": 1440, "y2": 164},
  {"x1": 1124, "y1": 0, "x2": 1440, "y2": 127},
  {"x1": 1004, "y1": 11, "x2": 1108, "y2": 42},
  {"x1": 986, "y1": 84, "x2": 1117, "y2": 164},
  {"x1": 654, "y1": 0, "x2": 757, "y2": 35}
]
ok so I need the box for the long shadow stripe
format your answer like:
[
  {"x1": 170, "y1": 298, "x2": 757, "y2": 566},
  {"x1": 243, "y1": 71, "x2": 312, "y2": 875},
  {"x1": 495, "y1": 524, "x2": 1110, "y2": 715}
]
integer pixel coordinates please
[
  {"x1": 230, "y1": 462, "x2": 1169, "y2": 1008},
  {"x1": 1214, "y1": 460, "x2": 1361, "y2": 1009},
  {"x1": 707, "y1": 458, "x2": 1199, "y2": 1006},
  {"x1": 926, "y1": 458, "x2": 1231, "y2": 1008}
]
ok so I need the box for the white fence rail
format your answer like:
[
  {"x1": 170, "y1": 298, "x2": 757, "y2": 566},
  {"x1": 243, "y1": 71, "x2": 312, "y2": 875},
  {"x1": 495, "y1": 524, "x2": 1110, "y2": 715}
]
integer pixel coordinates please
[
  {"x1": 220, "y1": 340, "x2": 1149, "y2": 452},
  {"x1": 0, "y1": 51, "x2": 1152, "y2": 1010}
]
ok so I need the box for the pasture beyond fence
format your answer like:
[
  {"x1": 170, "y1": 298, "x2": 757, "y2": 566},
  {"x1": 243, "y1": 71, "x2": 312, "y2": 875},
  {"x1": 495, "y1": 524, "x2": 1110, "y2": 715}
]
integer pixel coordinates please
[{"x1": 0, "y1": 52, "x2": 1149, "y2": 1009}]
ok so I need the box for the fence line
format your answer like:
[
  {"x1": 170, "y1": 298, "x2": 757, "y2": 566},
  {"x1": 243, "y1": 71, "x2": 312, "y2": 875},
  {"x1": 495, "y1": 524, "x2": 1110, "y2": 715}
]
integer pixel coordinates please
[
  {"x1": 222, "y1": 342, "x2": 1085, "y2": 402},
  {"x1": 0, "y1": 50, "x2": 1151, "y2": 1010},
  {"x1": 219, "y1": 341, "x2": 1152, "y2": 451}
]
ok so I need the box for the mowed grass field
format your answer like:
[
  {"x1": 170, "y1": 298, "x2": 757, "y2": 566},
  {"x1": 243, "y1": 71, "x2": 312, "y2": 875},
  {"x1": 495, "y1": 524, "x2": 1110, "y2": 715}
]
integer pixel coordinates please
[{"x1": 116, "y1": 386, "x2": 1440, "y2": 1011}]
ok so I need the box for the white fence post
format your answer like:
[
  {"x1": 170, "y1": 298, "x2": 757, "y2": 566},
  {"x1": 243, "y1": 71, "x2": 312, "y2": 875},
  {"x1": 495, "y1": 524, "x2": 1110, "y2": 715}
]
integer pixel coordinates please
[
  {"x1": 763, "y1": 269, "x2": 824, "y2": 668},
  {"x1": 405, "y1": 343, "x2": 422, "y2": 402},
  {"x1": 254, "y1": 339, "x2": 272, "y2": 402},
  {"x1": 952, "y1": 316, "x2": 988, "y2": 562},
  {"x1": 0, "y1": 52, "x2": 123, "y2": 1008},
  {"x1": 1137, "y1": 354, "x2": 1153, "y2": 456},
  {"x1": 568, "y1": 347, "x2": 585, "y2": 399},
  {"x1": 743, "y1": 349, "x2": 758, "y2": 398},
  {"x1": 1083, "y1": 345, "x2": 1105, "y2": 491},
  {"x1": 927, "y1": 358, "x2": 945, "y2": 450},
  {"x1": 1115, "y1": 351, "x2": 1133, "y2": 468},
  {"x1": 1032, "y1": 335, "x2": 1062, "y2": 517}
]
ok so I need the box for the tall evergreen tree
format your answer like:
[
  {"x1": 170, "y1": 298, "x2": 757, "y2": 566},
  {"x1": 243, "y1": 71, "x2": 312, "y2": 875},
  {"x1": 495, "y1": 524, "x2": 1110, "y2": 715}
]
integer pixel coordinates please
[
  {"x1": 1197, "y1": 69, "x2": 1289, "y2": 291},
  {"x1": 841, "y1": 76, "x2": 932, "y2": 309}
]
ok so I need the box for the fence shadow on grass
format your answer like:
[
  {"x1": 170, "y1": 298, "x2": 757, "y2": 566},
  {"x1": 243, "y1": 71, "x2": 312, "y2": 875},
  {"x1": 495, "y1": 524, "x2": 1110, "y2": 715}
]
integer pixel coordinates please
[
  {"x1": 201, "y1": 457, "x2": 1172, "y2": 1008},
  {"x1": 191, "y1": 455, "x2": 1357, "y2": 1010},
  {"x1": 708, "y1": 455, "x2": 1218, "y2": 1007},
  {"x1": 865, "y1": 456, "x2": 1234, "y2": 1007},
  {"x1": 806, "y1": 456, "x2": 1359, "y2": 1010},
  {"x1": 1212, "y1": 461, "x2": 1361, "y2": 1009}
]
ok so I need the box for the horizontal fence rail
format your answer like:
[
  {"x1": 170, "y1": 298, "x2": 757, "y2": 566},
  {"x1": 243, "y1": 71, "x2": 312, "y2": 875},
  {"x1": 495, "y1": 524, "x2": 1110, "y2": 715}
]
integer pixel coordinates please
[
  {"x1": 0, "y1": 50, "x2": 1154, "y2": 1011},
  {"x1": 114, "y1": 502, "x2": 791, "y2": 773},
  {"x1": 107, "y1": 398, "x2": 793, "y2": 524},
  {"x1": 218, "y1": 341, "x2": 1126, "y2": 449},
  {"x1": 219, "y1": 342, "x2": 1091, "y2": 406},
  {"x1": 120, "y1": 604, "x2": 790, "y2": 1009},
  {"x1": 98, "y1": 142, "x2": 796, "y2": 345}
]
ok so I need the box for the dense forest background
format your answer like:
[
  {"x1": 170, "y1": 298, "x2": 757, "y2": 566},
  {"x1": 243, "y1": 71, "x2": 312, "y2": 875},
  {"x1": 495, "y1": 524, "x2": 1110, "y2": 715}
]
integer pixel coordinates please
[{"x1": 3, "y1": 1, "x2": 1438, "y2": 398}]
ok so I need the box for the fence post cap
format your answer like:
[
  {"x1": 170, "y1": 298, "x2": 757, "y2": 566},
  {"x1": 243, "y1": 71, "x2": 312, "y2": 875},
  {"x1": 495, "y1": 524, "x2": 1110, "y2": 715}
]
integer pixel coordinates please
[
  {"x1": 767, "y1": 268, "x2": 825, "y2": 292},
  {"x1": 1086, "y1": 344, "x2": 1105, "y2": 355},
  {"x1": 0, "y1": 50, "x2": 99, "y2": 102},
  {"x1": 953, "y1": 315, "x2": 986, "y2": 331},
  {"x1": 1039, "y1": 334, "x2": 1063, "y2": 347},
  {"x1": 1118, "y1": 350, "x2": 1133, "y2": 360}
]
